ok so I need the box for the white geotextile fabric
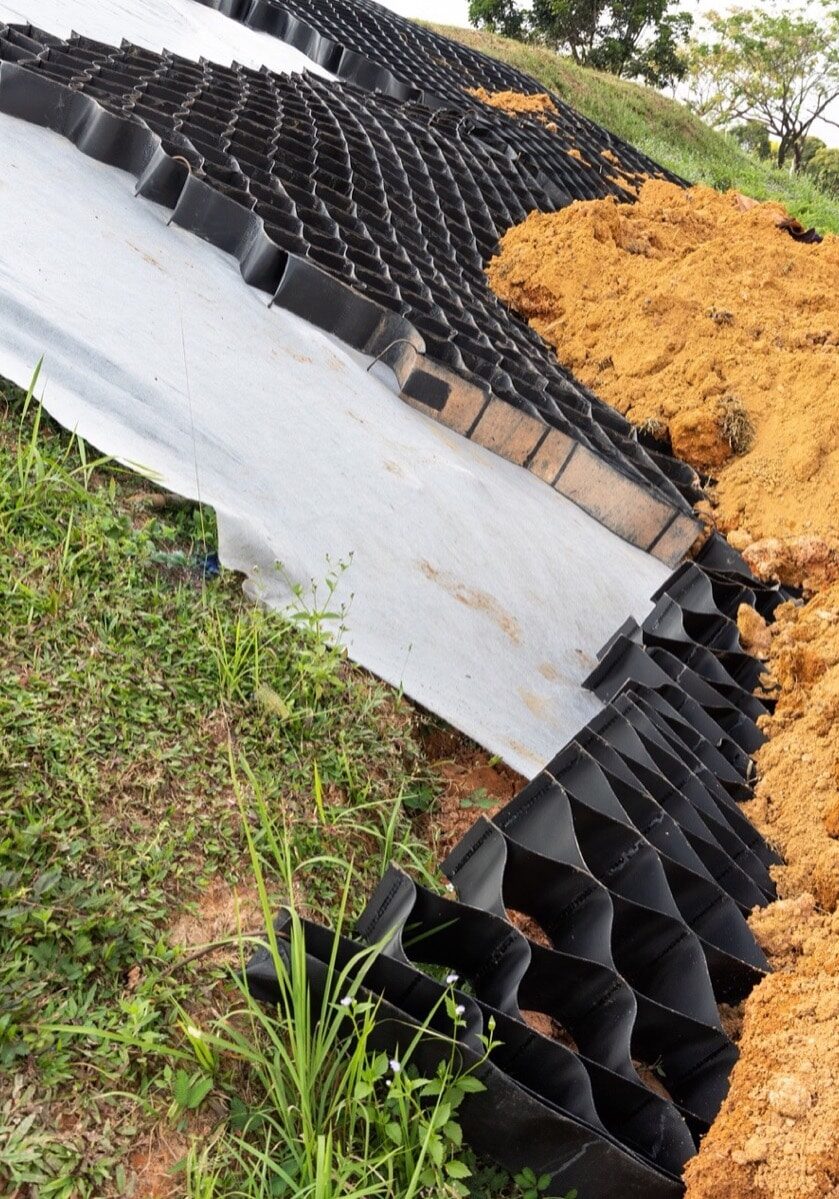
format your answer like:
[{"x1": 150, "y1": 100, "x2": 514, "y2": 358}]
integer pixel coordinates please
[
  {"x1": 0, "y1": 113, "x2": 669, "y2": 776},
  {"x1": 0, "y1": 0, "x2": 334, "y2": 77}
]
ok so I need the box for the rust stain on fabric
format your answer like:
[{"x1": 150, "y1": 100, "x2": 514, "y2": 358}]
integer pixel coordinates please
[
  {"x1": 418, "y1": 560, "x2": 521, "y2": 643},
  {"x1": 517, "y1": 686, "x2": 550, "y2": 717}
]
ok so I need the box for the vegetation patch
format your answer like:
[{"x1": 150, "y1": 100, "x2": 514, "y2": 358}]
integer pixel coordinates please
[{"x1": 0, "y1": 372, "x2": 523, "y2": 1198}]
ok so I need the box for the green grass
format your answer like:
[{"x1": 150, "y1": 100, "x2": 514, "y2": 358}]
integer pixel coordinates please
[
  {"x1": 168, "y1": 796, "x2": 504, "y2": 1199},
  {"x1": 430, "y1": 23, "x2": 839, "y2": 235},
  {"x1": 0, "y1": 370, "x2": 511, "y2": 1198}
]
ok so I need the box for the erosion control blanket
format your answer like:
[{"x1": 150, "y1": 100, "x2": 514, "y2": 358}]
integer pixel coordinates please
[{"x1": 0, "y1": 2, "x2": 669, "y2": 774}]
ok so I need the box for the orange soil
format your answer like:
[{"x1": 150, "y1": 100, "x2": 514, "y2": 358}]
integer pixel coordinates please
[
  {"x1": 685, "y1": 585, "x2": 839, "y2": 1199},
  {"x1": 683, "y1": 896, "x2": 839, "y2": 1199},
  {"x1": 744, "y1": 536, "x2": 839, "y2": 592},
  {"x1": 417, "y1": 723, "x2": 522, "y2": 858},
  {"x1": 486, "y1": 181, "x2": 839, "y2": 1196},
  {"x1": 467, "y1": 85, "x2": 560, "y2": 129},
  {"x1": 745, "y1": 584, "x2": 839, "y2": 912},
  {"x1": 486, "y1": 180, "x2": 839, "y2": 585}
]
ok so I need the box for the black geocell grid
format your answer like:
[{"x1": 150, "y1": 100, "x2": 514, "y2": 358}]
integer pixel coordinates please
[
  {"x1": 0, "y1": 16, "x2": 784, "y2": 1191},
  {"x1": 246, "y1": 536, "x2": 786, "y2": 1198},
  {"x1": 0, "y1": 21, "x2": 701, "y2": 559},
  {"x1": 189, "y1": 0, "x2": 683, "y2": 180}
]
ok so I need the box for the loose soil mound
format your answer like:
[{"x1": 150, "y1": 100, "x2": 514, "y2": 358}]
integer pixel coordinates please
[
  {"x1": 746, "y1": 584, "x2": 839, "y2": 911},
  {"x1": 487, "y1": 180, "x2": 839, "y2": 583},
  {"x1": 487, "y1": 182, "x2": 839, "y2": 1197},
  {"x1": 467, "y1": 85, "x2": 559, "y2": 127},
  {"x1": 685, "y1": 584, "x2": 839, "y2": 1199},
  {"x1": 683, "y1": 895, "x2": 839, "y2": 1199}
]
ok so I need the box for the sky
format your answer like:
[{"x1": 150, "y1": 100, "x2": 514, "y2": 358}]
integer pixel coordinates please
[{"x1": 377, "y1": 0, "x2": 838, "y2": 146}]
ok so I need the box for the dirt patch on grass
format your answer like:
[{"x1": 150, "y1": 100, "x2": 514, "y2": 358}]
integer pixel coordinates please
[
  {"x1": 168, "y1": 878, "x2": 264, "y2": 950},
  {"x1": 419, "y1": 724, "x2": 522, "y2": 858},
  {"x1": 127, "y1": 1131, "x2": 187, "y2": 1199},
  {"x1": 486, "y1": 180, "x2": 839, "y2": 587},
  {"x1": 127, "y1": 1116, "x2": 217, "y2": 1199}
]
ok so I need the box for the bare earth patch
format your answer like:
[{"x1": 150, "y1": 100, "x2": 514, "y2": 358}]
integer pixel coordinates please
[
  {"x1": 419, "y1": 723, "x2": 522, "y2": 858},
  {"x1": 168, "y1": 879, "x2": 264, "y2": 951}
]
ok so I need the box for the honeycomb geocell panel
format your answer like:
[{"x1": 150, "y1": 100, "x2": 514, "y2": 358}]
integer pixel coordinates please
[
  {"x1": 245, "y1": 909, "x2": 689, "y2": 1198},
  {"x1": 0, "y1": 21, "x2": 701, "y2": 558},
  {"x1": 0, "y1": 0, "x2": 339, "y2": 77},
  {"x1": 185, "y1": 0, "x2": 675, "y2": 166},
  {"x1": 244, "y1": 551, "x2": 781, "y2": 1197}
]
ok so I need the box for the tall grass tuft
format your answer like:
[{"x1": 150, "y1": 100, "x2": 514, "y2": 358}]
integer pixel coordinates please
[{"x1": 178, "y1": 764, "x2": 495, "y2": 1199}]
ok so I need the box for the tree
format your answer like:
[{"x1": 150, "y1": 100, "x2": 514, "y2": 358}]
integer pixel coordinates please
[
  {"x1": 468, "y1": 0, "x2": 527, "y2": 39},
  {"x1": 686, "y1": 5, "x2": 839, "y2": 171},
  {"x1": 800, "y1": 135, "x2": 827, "y2": 170},
  {"x1": 808, "y1": 145, "x2": 839, "y2": 195},
  {"x1": 469, "y1": 0, "x2": 693, "y2": 87},
  {"x1": 730, "y1": 119, "x2": 772, "y2": 159}
]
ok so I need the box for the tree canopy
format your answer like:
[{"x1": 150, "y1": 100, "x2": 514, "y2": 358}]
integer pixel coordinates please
[
  {"x1": 467, "y1": 0, "x2": 692, "y2": 87},
  {"x1": 730, "y1": 119, "x2": 772, "y2": 160},
  {"x1": 808, "y1": 145, "x2": 839, "y2": 194},
  {"x1": 686, "y1": 5, "x2": 839, "y2": 170}
]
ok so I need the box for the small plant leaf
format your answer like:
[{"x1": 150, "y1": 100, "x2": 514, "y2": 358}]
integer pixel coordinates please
[
  {"x1": 187, "y1": 1075, "x2": 213, "y2": 1109},
  {"x1": 456, "y1": 1075, "x2": 485, "y2": 1093},
  {"x1": 445, "y1": 1160, "x2": 472, "y2": 1180}
]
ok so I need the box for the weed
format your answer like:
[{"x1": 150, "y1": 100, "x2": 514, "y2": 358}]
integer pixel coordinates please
[
  {"x1": 171, "y1": 784, "x2": 501, "y2": 1199},
  {"x1": 719, "y1": 395, "x2": 756, "y2": 454},
  {"x1": 637, "y1": 417, "x2": 668, "y2": 441},
  {"x1": 459, "y1": 786, "x2": 499, "y2": 810},
  {"x1": 514, "y1": 1168, "x2": 575, "y2": 1199}
]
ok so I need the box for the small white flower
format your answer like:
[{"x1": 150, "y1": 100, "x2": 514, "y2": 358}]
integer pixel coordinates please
[
  {"x1": 445, "y1": 972, "x2": 459, "y2": 985},
  {"x1": 454, "y1": 1004, "x2": 465, "y2": 1016},
  {"x1": 385, "y1": 1079, "x2": 392, "y2": 1088},
  {"x1": 339, "y1": 996, "x2": 354, "y2": 1007},
  {"x1": 389, "y1": 1058, "x2": 401, "y2": 1074},
  {"x1": 445, "y1": 883, "x2": 455, "y2": 892}
]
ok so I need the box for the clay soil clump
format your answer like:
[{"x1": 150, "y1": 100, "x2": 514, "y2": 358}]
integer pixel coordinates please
[
  {"x1": 683, "y1": 896, "x2": 839, "y2": 1199},
  {"x1": 487, "y1": 180, "x2": 839, "y2": 586},
  {"x1": 684, "y1": 584, "x2": 839, "y2": 1199},
  {"x1": 468, "y1": 85, "x2": 560, "y2": 128},
  {"x1": 746, "y1": 583, "x2": 839, "y2": 911}
]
